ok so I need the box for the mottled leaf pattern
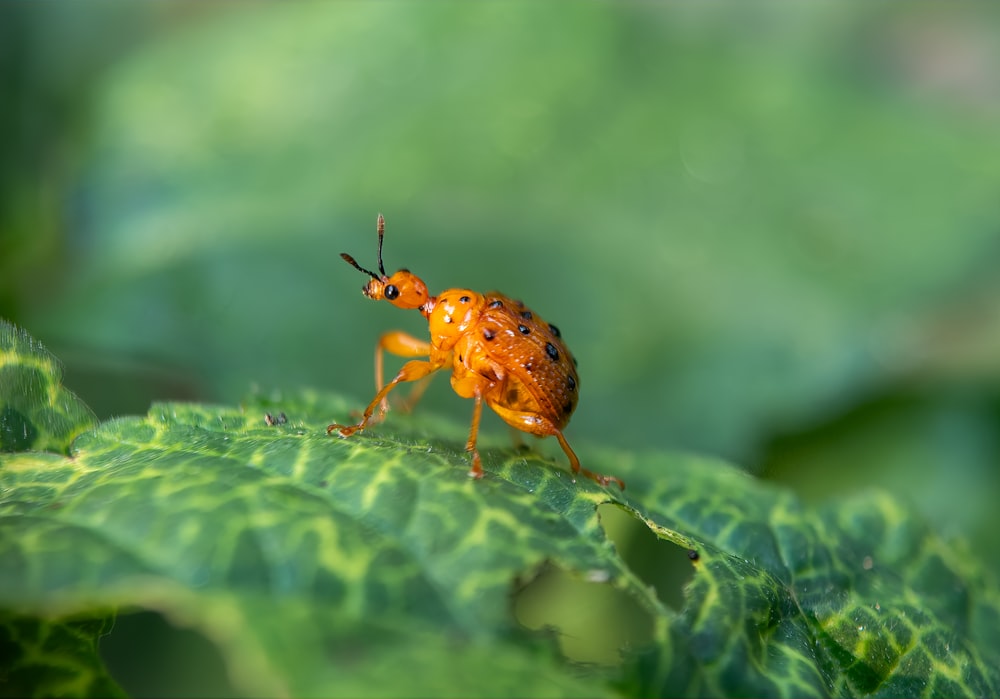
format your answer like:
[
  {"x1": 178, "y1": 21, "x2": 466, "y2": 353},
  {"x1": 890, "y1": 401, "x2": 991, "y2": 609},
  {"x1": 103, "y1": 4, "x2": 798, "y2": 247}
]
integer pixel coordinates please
[
  {"x1": 615, "y1": 453, "x2": 1000, "y2": 697},
  {"x1": 0, "y1": 320, "x2": 97, "y2": 454},
  {"x1": 1, "y1": 322, "x2": 997, "y2": 697},
  {"x1": 0, "y1": 612, "x2": 124, "y2": 698}
]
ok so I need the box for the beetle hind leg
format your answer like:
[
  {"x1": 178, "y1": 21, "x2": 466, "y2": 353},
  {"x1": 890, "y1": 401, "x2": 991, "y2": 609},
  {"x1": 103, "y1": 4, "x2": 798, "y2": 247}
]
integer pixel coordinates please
[
  {"x1": 489, "y1": 402, "x2": 624, "y2": 490},
  {"x1": 552, "y1": 430, "x2": 625, "y2": 490}
]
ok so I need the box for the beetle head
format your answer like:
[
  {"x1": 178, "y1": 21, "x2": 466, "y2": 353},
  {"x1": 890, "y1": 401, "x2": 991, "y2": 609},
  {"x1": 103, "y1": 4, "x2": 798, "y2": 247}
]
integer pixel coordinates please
[{"x1": 341, "y1": 214, "x2": 430, "y2": 310}]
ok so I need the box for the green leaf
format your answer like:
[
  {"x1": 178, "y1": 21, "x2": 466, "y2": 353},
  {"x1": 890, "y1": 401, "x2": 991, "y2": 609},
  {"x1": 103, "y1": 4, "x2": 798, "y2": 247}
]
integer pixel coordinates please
[
  {"x1": 1, "y1": 396, "x2": 628, "y2": 697},
  {"x1": 0, "y1": 319, "x2": 97, "y2": 454},
  {"x1": 619, "y1": 454, "x2": 1000, "y2": 697},
  {"x1": 0, "y1": 611, "x2": 124, "y2": 698},
  {"x1": 1, "y1": 324, "x2": 998, "y2": 697}
]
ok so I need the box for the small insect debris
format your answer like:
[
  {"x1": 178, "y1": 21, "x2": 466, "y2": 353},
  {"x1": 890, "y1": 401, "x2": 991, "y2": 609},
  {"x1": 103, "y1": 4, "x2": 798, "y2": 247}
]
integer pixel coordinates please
[{"x1": 264, "y1": 412, "x2": 287, "y2": 426}]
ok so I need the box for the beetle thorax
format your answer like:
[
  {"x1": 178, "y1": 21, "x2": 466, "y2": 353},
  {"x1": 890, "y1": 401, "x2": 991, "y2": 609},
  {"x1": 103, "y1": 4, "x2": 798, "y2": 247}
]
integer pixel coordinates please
[{"x1": 426, "y1": 289, "x2": 485, "y2": 349}]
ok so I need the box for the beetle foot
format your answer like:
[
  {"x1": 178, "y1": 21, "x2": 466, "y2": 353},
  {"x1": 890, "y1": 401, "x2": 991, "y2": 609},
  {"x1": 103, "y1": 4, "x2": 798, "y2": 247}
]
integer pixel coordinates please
[
  {"x1": 326, "y1": 423, "x2": 362, "y2": 438},
  {"x1": 467, "y1": 451, "x2": 484, "y2": 479},
  {"x1": 580, "y1": 467, "x2": 625, "y2": 491}
]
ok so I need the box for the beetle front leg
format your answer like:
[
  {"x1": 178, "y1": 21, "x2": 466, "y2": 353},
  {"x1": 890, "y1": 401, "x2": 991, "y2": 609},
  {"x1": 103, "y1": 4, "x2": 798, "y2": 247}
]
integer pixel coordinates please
[
  {"x1": 328, "y1": 358, "x2": 440, "y2": 438},
  {"x1": 374, "y1": 331, "x2": 432, "y2": 420}
]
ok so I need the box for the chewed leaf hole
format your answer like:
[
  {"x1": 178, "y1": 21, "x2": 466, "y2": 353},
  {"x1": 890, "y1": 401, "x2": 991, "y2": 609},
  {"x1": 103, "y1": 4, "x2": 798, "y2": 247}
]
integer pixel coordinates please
[
  {"x1": 511, "y1": 505, "x2": 696, "y2": 666},
  {"x1": 598, "y1": 503, "x2": 695, "y2": 612},
  {"x1": 513, "y1": 562, "x2": 653, "y2": 666}
]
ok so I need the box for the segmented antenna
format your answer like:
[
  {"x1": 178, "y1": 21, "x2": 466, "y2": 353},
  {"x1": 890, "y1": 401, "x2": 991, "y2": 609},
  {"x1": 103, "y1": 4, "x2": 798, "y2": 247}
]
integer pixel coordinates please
[
  {"x1": 376, "y1": 213, "x2": 386, "y2": 276},
  {"x1": 340, "y1": 253, "x2": 379, "y2": 280},
  {"x1": 339, "y1": 213, "x2": 387, "y2": 280}
]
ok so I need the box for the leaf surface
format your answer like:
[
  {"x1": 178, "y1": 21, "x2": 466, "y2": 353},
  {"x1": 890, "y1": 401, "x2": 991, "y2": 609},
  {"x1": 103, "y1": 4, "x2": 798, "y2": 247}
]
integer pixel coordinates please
[
  {"x1": 1, "y1": 321, "x2": 998, "y2": 697},
  {"x1": 0, "y1": 320, "x2": 96, "y2": 454},
  {"x1": 0, "y1": 612, "x2": 124, "y2": 699}
]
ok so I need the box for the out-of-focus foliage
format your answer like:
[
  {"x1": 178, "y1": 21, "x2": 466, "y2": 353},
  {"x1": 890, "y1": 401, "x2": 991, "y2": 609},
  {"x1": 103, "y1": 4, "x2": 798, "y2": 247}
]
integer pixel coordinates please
[
  {"x1": 3, "y1": 320, "x2": 998, "y2": 697},
  {"x1": 0, "y1": 321, "x2": 96, "y2": 453},
  {"x1": 2, "y1": 2, "x2": 999, "y2": 695},
  {"x1": 0, "y1": 612, "x2": 124, "y2": 699}
]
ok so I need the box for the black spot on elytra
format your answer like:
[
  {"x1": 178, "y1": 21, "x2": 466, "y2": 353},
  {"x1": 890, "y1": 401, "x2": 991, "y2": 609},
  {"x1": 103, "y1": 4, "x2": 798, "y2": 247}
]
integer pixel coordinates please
[
  {"x1": 548, "y1": 323, "x2": 561, "y2": 338},
  {"x1": 567, "y1": 375, "x2": 576, "y2": 391},
  {"x1": 460, "y1": 295, "x2": 470, "y2": 303},
  {"x1": 545, "y1": 342, "x2": 559, "y2": 362},
  {"x1": 524, "y1": 361, "x2": 534, "y2": 372},
  {"x1": 443, "y1": 315, "x2": 453, "y2": 324},
  {"x1": 518, "y1": 324, "x2": 530, "y2": 334},
  {"x1": 520, "y1": 310, "x2": 533, "y2": 320},
  {"x1": 483, "y1": 328, "x2": 496, "y2": 341},
  {"x1": 488, "y1": 299, "x2": 503, "y2": 309},
  {"x1": 563, "y1": 400, "x2": 573, "y2": 415}
]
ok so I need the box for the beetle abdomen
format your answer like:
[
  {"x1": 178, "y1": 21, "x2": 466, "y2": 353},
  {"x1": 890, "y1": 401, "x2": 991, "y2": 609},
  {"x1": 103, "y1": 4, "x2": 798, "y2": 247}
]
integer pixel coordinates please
[{"x1": 477, "y1": 293, "x2": 579, "y2": 428}]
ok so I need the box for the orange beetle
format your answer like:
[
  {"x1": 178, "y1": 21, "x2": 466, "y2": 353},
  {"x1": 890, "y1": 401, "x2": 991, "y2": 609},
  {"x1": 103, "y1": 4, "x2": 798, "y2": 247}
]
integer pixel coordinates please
[{"x1": 328, "y1": 214, "x2": 623, "y2": 489}]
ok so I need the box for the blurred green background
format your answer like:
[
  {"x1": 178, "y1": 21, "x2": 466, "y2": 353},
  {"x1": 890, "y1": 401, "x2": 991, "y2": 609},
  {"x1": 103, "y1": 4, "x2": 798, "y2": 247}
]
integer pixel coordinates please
[{"x1": 3, "y1": 1, "x2": 1000, "y2": 692}]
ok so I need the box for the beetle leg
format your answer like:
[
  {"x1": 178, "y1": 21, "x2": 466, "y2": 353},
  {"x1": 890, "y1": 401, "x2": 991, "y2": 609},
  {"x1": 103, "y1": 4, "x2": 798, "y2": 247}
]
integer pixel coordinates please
[
  {"x1": 551, "y1": 429, "x2": 625, "y2": 490},
  {"x1": 488, "y1": 401, "x2": 624, "y2": 490},
  {"x1": 448, "y1": 366, "x2": 495, "y2": 479},
  {"x1": 329, "y1": 357, "x2": 441, "y2": 437},
  {"x1": 375, "y1": 331, "x2": 432, "y2": 420},
  {"x1": 466, "y1": 391, "x2": 486, "y2": 479},
  {"x1": 395, "y1": 375, "x2": 434, "y2": 414}
]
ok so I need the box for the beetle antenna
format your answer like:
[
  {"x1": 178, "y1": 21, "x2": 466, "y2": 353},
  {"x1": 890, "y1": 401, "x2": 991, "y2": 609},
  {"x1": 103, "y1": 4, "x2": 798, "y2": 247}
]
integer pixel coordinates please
[
  {"x1": 376, "y1": 213, "x2": 387, "y2": 277},
  {"x1": 339, "y1": 213, "x2": 388, "y2": 281},
  {"x1": 340, "y1": 253, "x2": 379, "y2": 281}
]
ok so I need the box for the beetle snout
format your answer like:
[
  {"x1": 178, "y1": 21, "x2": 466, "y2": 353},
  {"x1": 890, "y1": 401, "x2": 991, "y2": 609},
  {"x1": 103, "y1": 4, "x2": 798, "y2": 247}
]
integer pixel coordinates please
[{"x1": 361, "y1": 279, "x2": 385, "y2": 300}]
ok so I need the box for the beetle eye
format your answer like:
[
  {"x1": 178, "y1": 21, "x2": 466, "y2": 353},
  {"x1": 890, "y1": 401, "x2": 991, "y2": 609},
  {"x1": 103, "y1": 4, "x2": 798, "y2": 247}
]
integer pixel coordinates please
[{"x1": 384, "y1": 284, "x2": 400, "y2": 300}]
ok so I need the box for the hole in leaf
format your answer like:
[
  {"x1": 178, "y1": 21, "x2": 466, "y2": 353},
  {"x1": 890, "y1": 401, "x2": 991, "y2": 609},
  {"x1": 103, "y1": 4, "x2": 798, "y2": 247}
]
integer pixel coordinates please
[
  {"x1": 99, "y1": 610, "x2": 238, "y2": 698},
  {"x1": 513, "y1": 562, "x2": 653, "y2": 666},
  {"x1": 597, "y1": 504, "x2": 696, "y2": 612},
  {"x1": 513, "y1": 505, "x2": 698, "y2": 665}
]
